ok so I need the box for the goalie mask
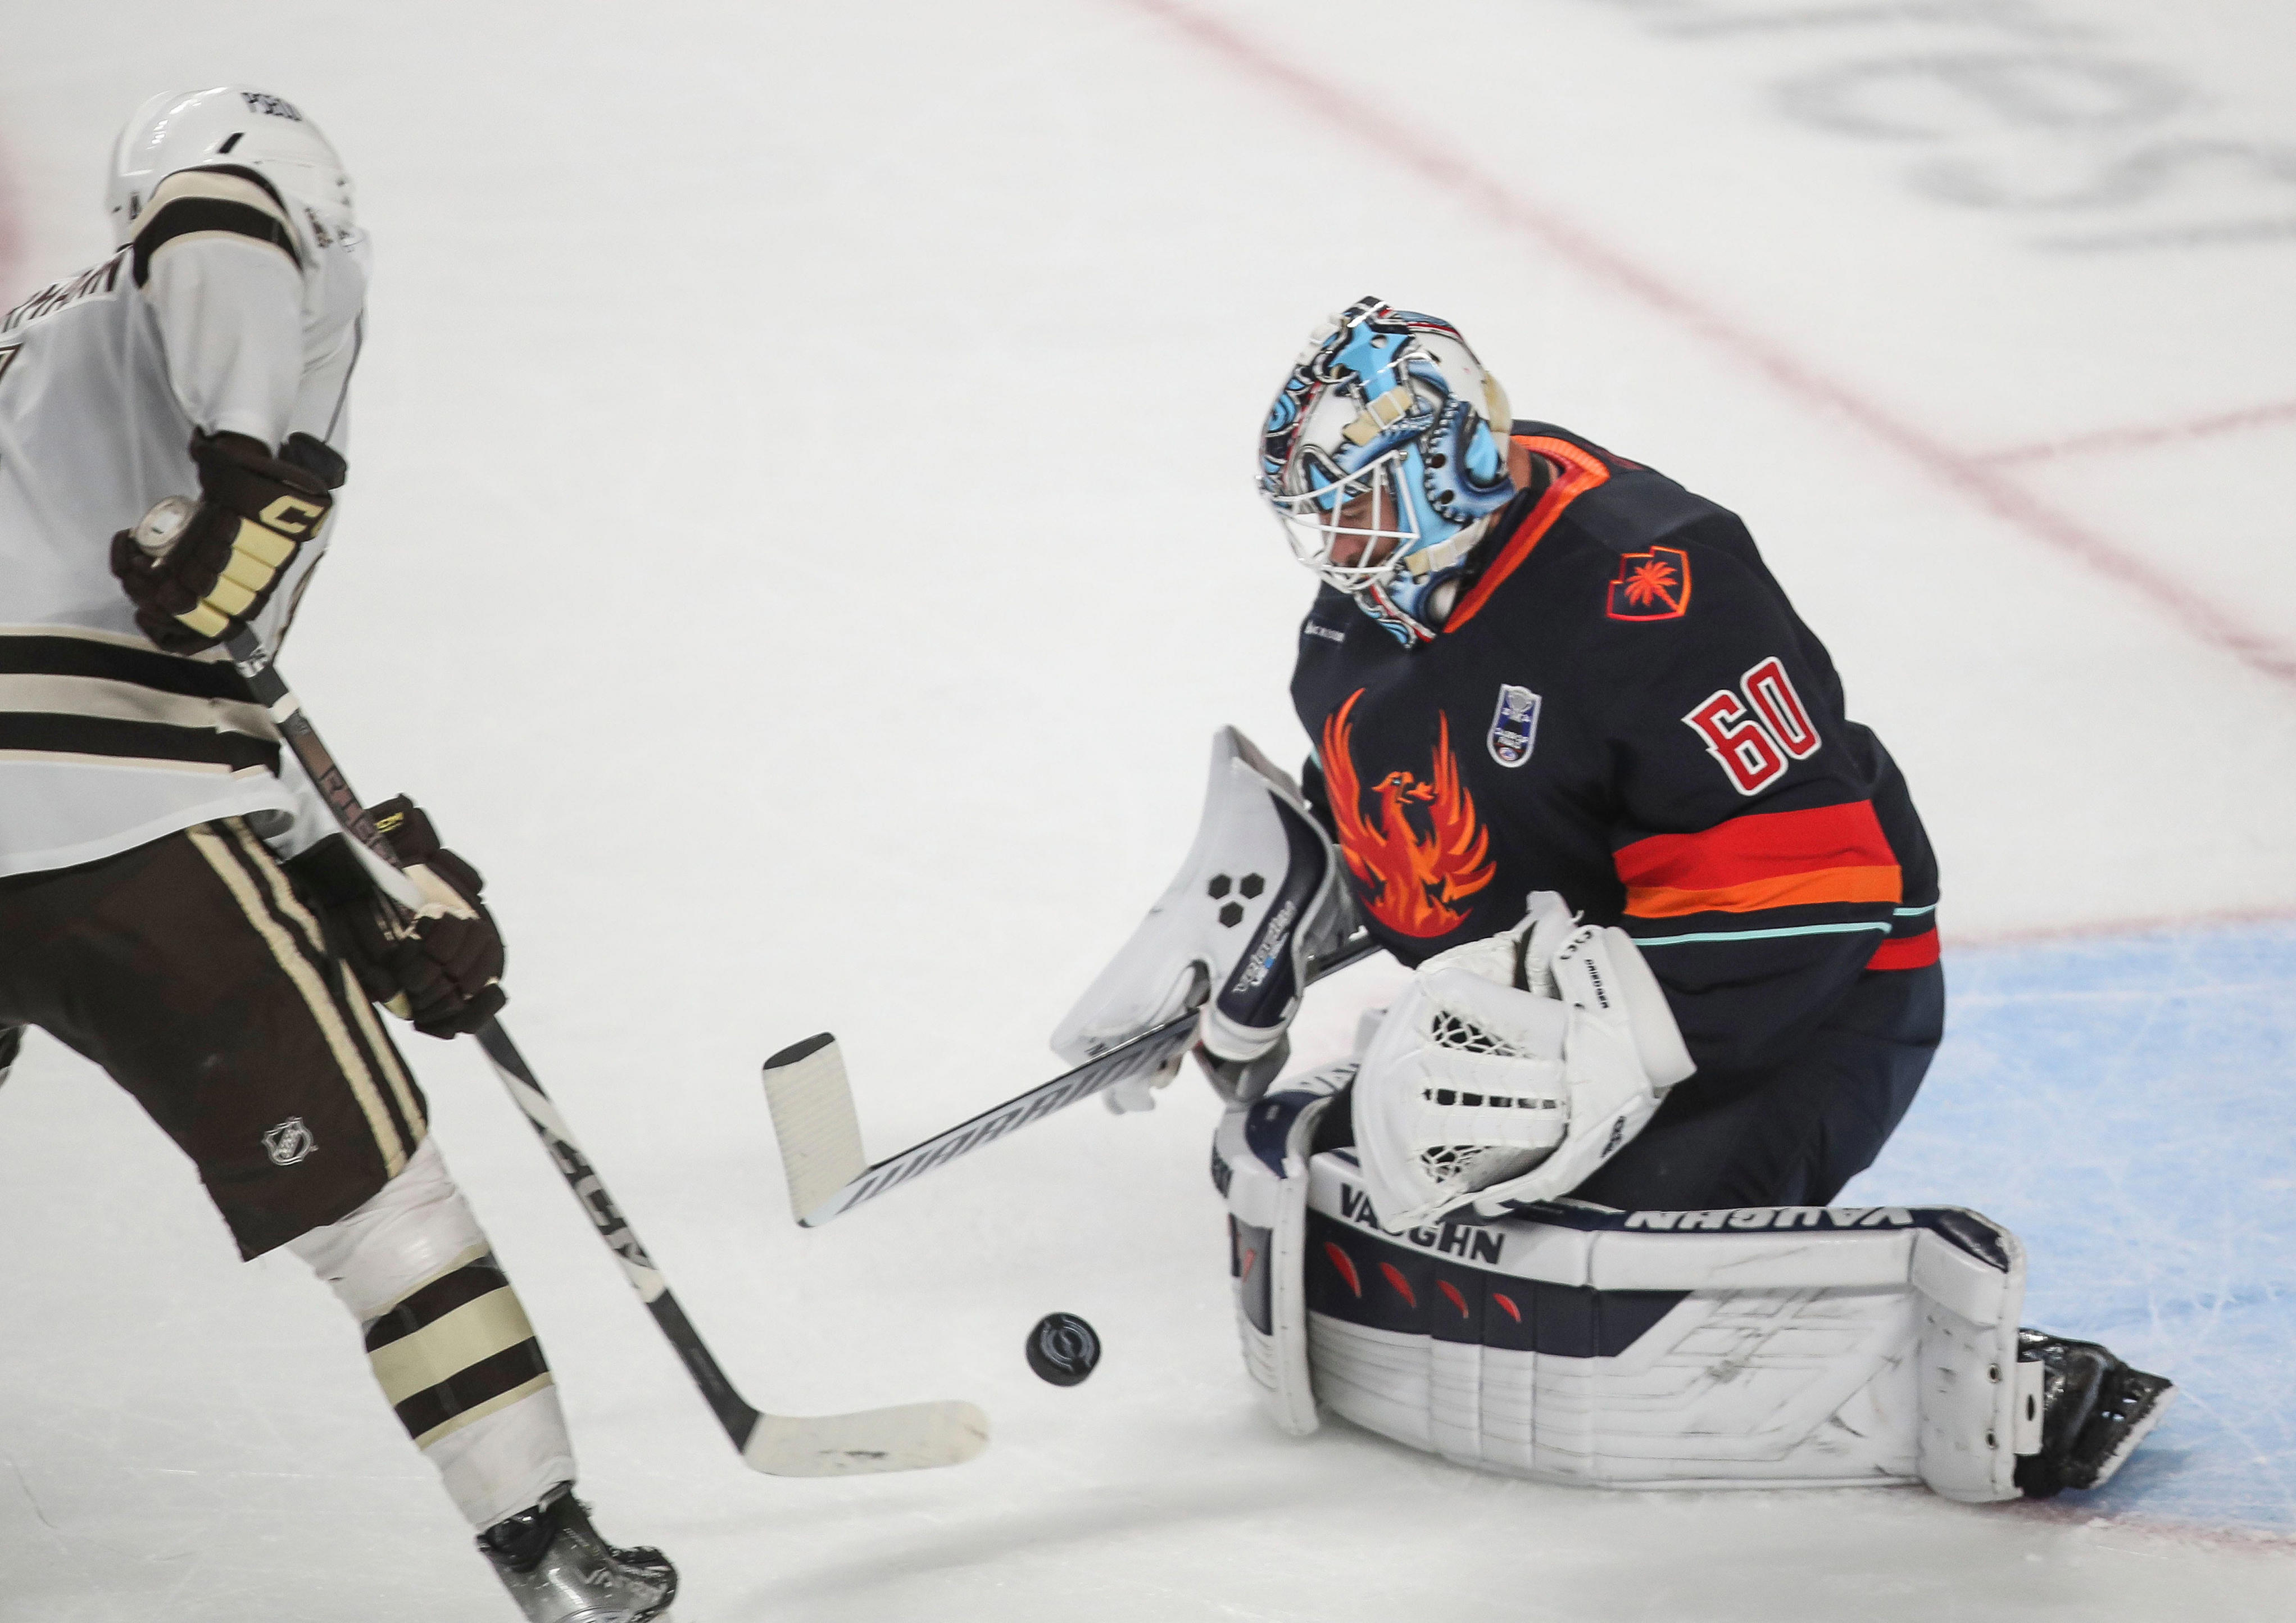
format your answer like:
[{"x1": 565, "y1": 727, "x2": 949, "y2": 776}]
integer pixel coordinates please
[{"x1": 1259, "y1": 297, "x2": 1516, "y2": 646}]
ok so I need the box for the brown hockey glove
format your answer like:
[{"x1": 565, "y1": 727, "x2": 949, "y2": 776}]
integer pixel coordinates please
[
  {"x1": 286, "y1": 796, "x2": 509, "y2": 1040},
  {"x1": 110, "y1": 430, "x2": 332, "y2": 653}
]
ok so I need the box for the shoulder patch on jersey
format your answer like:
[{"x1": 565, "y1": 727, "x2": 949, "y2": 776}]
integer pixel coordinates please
[
  {"x1": 131, "y1": 167, "x2": 300, "y2": 289},
  {"x1": 1605, "y1": 546, "x2": 1690, "y2": 622}
]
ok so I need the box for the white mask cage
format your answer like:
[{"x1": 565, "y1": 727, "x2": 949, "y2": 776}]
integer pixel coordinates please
[{"x1": 1267, "y1": 445, "x2": 1424, "y2": 598}]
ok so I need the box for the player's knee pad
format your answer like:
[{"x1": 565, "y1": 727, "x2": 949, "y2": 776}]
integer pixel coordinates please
[
  {"x1": 1279, "y1": 1151, "x2": 2041, "y2": 1502},
  {"x1": 291, "y1": 1136, "x2": 577, "y2": 1527},
  {"x1": 1213, "y1": 1063, "x2": 1356, "y2": 1436},
  {"x1": 1055, "y1": 727, "x2": 1354, "y2": 1087},
  {"x1": 292, "y1": 1134, "x2": 488, "y2": 1316}
]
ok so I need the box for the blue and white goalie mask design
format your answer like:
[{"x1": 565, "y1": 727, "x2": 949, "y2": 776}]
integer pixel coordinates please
[{"x1": 1260, "y1": 298, "x2": 1517, "y2": 645}]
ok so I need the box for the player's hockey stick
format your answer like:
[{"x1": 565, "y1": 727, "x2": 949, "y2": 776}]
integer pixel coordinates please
[
  {"x1": 763, "y1": 930, "x2": 1382, "y2": 1226},
  {"x1": 219, "y1": 625, "x2": 989, "y2": 1476}
]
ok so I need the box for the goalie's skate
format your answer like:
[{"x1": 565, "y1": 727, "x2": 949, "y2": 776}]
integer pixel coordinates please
[
  {"x1": 479, "y1": 1484, "x2": 676, "y2": 1623},
  {"x1": 2013, "y1": 1330, "x2": 2174, "y2": 1498}
]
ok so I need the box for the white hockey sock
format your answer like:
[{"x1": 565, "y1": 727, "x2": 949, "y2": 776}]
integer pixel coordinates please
[{"x1": 290, "y1": 1136, "x2": 578, "y2": 1528}]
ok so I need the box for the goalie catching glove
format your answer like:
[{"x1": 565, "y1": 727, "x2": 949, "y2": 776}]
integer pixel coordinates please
[
  {"x1": 111, "y1": 431, "x2": 334, "y2": 652},
  {"x1": 288, "y1": 796, "x2": 508, "y2": 1039},
  {"x1": 1354, "y1": 891, "x2": 1695, "y2": 1231},
  {"x1": 1052, "y1": 727, "x2": 1356, "y2": 1112}
]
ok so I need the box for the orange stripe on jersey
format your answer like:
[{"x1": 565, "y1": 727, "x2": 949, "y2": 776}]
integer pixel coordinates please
[
  {"x1": 1866, "y1": 928, "x2": 1940, "y2": 971},
  {"x1": 1626, "y1": 864, "x2": 1903, "y2": 918},
  {"x1": 1614, "y1": 801, "x2": 1896, "y2": 891},
  {"x1": 1442, "y1": 438, "x2": 1611, "y2": 635}
]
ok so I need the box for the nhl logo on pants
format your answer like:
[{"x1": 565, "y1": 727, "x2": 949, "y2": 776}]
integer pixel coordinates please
[{"x1": 262, "y1": 1117, "x2": 316, "y2": 1166}]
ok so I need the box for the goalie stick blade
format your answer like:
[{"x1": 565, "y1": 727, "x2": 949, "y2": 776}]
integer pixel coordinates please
[
  {"x1": 786, "y1": 1009, "x2": 1204, "y2": 1226},
  {"x1": 742, "y1": 1399, "x2": 991, "y2": 1477},
  {"x1": 761, "y1": 1032, "x2": 869, "y2": 1225},
  {"x1": 774, "y1": 930, "x2": 1383, "y2": 1227}
]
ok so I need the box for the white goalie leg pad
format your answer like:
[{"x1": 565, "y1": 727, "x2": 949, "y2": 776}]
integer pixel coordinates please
[
  {"x1": 1355, "y1": 898, "x2": 1693, "y2": 1230},
  {"x1": 1054, "y1": 727, "x2": 1355, "y2": 1098},
  {"x1": 1211, "y1": 1063, "x2": 1355, "y2": 1435},
  {"x1": 291, "y1": 1136, "x2": 579, "y2": 1528},
  {"x1": 1303, "y1": 1151, "x2": 2033, "y2": 1501}
]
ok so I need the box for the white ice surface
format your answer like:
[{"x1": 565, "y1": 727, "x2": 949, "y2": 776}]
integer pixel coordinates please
[{"x1": 2, "y1": 0, "x2": 2294, "y2": 1616}]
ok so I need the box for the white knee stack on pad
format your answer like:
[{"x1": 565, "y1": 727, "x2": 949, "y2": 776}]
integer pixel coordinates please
[
  {"x1": 1213, "y1": 1062, "x2": 1357, "y2": 1436},
  {"x1": 1217, "y1": 1096, "x2": 2043, "y2": 1501},
  {"x1": 291, "y1": 1136, "x2": 578, "y2": 1527}
]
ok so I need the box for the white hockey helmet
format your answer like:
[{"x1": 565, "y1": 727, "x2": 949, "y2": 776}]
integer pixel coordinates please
[{"x1": 108, "y1": 88, "x2": 354, "y2": 240}]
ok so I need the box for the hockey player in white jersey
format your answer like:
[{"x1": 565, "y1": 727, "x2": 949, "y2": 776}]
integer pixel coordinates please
[{"x1": 0, "y1": 89, "x2": 673, "y2": 1620}]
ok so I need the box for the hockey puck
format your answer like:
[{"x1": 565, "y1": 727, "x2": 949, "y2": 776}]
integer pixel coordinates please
[{"x1": 1026, "y1": 1313, "x2": 1101, "y2": 1386}]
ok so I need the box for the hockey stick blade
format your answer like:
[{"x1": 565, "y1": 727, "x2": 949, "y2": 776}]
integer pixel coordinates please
[
  {"x1": 743, "y1": 1399, "x2": 991, "y2": 1477},
  {"x1": 479, "y1": 1021, "x2": 990, "y2": 1476},
  {"x1": 761, "y1": 1032, "x2": 868, "y2": 1224},
  {"x1": 767, "y1": 931, "x2": 1381, "y2": 1226}
]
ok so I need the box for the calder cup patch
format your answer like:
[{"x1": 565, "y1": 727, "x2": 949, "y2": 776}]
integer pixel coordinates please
[{"x1": 1488, "y1": 684, "x2": 1541, "y2": 768}]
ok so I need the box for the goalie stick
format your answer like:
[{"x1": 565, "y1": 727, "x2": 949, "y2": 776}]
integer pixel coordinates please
[
  {"x1": 763, "y1": 930, "x2": 1382, "y2": 1227},
  {"x1": 221, "y1": 625, "x2": 988, "y2": 1476}
]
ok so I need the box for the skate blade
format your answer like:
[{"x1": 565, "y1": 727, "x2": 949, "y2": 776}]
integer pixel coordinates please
[
  {"x1": 2081, "y1": 1379, "x2": 2175, "y2": 1490},
  {"x1": 742, "y1": 1399, "x2": 990, "y2": 1476}
]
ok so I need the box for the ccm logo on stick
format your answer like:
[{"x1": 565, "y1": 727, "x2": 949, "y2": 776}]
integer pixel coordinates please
[{"x1": 1682, "y1": 656, "x2": 1821, "y2": 795}]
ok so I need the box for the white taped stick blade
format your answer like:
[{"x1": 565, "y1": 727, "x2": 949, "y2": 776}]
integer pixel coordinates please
[
  {"x1": 743, "y1": 1399, "x2": 991, "y2": 1476},
  {"x1": 763, "y1": 1035, "x2": 868, "y2": 1225}
]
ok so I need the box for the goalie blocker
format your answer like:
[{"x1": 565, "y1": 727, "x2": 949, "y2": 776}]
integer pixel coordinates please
[
  {"x1": 1214, "y1": 1070, "x2": 2170, "y2": 1501},
  {"x1": 1054, "y1": 727, "x2": 1356, "y2": 1110}
]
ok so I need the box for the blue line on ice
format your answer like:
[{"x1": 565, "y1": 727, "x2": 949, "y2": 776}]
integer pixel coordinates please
[{"x1": 1843, "y1": 922, "x2": 2296, "y2": 1533}]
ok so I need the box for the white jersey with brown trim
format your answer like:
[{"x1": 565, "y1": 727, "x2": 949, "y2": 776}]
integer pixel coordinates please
[{"x1": 0, "y1": 164, "x2": 370, "y2": 877}]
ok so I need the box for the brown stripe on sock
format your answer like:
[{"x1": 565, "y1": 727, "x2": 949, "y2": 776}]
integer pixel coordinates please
[
  {"x1": 391, "y1": 1336, "x2": 552, "y2": 1443},
  {"x1": 364, "y1": 1257, "x2": 511, "y2": 1352}
]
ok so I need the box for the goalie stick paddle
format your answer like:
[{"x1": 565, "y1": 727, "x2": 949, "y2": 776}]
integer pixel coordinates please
[
  {"x1": 763, "y1": 930, "x2": 1382, "y2": 1227},
  {"x1": 223, "y1": 627, "x2": 989, "y2": 1477}
]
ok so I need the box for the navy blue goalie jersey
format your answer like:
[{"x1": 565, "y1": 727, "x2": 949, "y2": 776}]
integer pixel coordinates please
[{"x1": 1290, "y1": 423, "x2": 1939, "y2": 1087}]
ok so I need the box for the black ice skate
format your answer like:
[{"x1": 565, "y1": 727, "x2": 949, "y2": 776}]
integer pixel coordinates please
[
  {"x1": 479, "y1": 1484, "x2": 677, "y2": 1623},
  {"x1": 2013, "y1": 1329, "x2": 2175, "y2": 1499}
]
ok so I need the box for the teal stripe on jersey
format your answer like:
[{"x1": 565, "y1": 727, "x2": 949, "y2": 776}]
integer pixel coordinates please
[
  {"x1": 1894, "y1": 903, "x2": 1939, "y2": 917},
  {"x1": 1632, "y1": 921, "x2": 1895, "y2": 947}
]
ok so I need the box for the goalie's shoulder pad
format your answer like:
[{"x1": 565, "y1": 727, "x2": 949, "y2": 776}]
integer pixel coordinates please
[{"x1": 1055, "y1": 726, "x2": 1351, "y2": 1071}]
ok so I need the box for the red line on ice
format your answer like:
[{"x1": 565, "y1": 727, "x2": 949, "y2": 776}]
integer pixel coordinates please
[
  {"x1": 1948, "y1": 904, "x2": 2296, "y2": 950},
  {"x1": 1979, "y1": 400, "x2": 2296, "y2": 468},
  {"x1": 1114, "y1": 0, "x2": 2296, "y2": 692}
]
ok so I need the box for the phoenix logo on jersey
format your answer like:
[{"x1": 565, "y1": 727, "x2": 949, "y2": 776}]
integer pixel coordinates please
[{"x1": 1321, "y1": 689, "x2": 1495, "y2": 937}]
